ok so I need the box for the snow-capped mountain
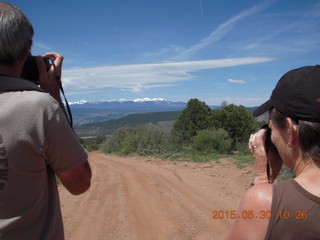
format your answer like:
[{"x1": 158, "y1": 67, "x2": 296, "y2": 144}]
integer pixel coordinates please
[
  {"x1": 69, "y1": 97, "x2": 168, "y2": 105},
  {"x1": 70, "y1": 98, "x2": 187, "y2": 125}
]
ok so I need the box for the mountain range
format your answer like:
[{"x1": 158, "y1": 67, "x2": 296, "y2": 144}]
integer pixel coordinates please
[{"x1": 70, "y1": 98, "x2": 189, "y2": 125}]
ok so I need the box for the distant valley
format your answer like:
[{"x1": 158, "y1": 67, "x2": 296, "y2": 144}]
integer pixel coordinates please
[
  {"x1": 74, "y1": 111, "x2": 181, "y2": 137},
  {"x1": 70, "y1": 98, "x2": 188, "y2": 125}
]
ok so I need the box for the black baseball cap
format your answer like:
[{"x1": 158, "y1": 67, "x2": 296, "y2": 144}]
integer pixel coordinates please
[{"x1": 253, "y1": 65, "x2": 320, "y2": 122}]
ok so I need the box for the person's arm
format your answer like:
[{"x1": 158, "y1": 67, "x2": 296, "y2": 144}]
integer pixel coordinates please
[
  {"x1": 56, "y1": 161, "x2": 92, "y2": 195},
  {"x1": 37, "y1": 52, "x2": 92, "y2": 194},
  {"x1": 224, "y1": 184, "x2": 273, "y2": 240}
]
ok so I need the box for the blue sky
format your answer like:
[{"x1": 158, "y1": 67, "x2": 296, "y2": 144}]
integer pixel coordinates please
[{"x1": 10, "y1": 0, "x2": 320, "y2": 106}]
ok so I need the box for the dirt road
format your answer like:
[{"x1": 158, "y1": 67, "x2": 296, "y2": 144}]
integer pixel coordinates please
[{"x1": 59, "y1": 151, "x2": 254, "y2": 240}]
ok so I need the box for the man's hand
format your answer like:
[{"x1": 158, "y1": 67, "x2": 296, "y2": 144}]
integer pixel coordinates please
[
  {"x1": 37, "y1": 52, "x2": 68, "y2": 118},
  {"x1": 37, "y1": 52, "x2": 64, "y2": 101}
]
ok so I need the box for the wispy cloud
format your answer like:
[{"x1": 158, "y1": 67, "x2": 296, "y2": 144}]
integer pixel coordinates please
[
  {"x1": 32, "y1": 41, "x2": 53, "y2": 52},
  {"x1": 242, "y1": 2, "x2": 320, "y2": 54},
  {"x1": 172, "y1": 0, "x2": 278, "y2": 60},
  {"x1": 228, "y1": 78, "x2": 246, "y2": 84},
  {"x1": 243, "y1": 24, "x2": 296, "y2": 51},
  {"x1": 62, "y1": 57, "x2": 275, "y2": 93}
]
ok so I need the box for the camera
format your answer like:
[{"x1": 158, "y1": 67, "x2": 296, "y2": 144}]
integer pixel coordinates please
[
  {"x1": 260, "y1": 124, "x2": 281, "y2": 183},
  {"x1": 21, "y1": 56, "x2": 51, "y2": 84},
  {"x1": 260, "y1": 124, "x2": 278, "y2": 154}
]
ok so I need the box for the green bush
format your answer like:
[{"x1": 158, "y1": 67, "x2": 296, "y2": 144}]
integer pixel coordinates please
[
  {"x1": 191, "y1": 128, "x2": 232, "y2": 154},
  {"x1": 80, "y1": 137, "x2": 106, "y2": 152},
  {"x1": 101, "y1": 126, "x2": 171, "y2": 156},
  {"x1": 208, "y1": 104, "x2": 258, "y2": 148},
  {"x1": 172, "y1": 98, "x2": 211, "y2": 145},
  {"x1": 102, "y1": 128, "x2": 137, "y2": 155}
]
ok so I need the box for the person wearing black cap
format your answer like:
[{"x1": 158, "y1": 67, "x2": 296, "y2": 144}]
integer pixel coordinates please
[{"x1": 225, "y1": 65, "x2": 320, "y2": 239}]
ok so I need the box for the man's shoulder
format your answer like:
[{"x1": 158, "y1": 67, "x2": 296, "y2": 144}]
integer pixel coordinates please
[
  {"x1": 1, "y1": 91, "x2": 60, "y2": 120},
  {"x1": 4, "y1": 90, "x2": 58, "y2": 107}
]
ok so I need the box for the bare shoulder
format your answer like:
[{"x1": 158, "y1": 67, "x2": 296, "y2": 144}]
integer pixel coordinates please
[
  {"x1": 245, "y1": 183, "x2": 273, "y2": 207},
  {"x1": 224, "y1": 183, "x2": 273, "y2": 240}
]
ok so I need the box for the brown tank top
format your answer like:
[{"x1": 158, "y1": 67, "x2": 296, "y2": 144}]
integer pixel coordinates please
[{"x1": 265, "y1": 180, "x2": 320, "y2": 239}]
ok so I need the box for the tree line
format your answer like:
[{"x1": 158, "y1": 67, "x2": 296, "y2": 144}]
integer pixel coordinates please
[{"x1": 87, "y1": 98, "x2": 263, "y2": 160}]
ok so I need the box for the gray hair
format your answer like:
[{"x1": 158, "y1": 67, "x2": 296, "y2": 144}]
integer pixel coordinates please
[{"x1": 0, "y1": 2, "x2": 34, "y2": 65}]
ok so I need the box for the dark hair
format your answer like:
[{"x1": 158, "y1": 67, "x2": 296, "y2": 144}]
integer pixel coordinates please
[
  {"x1": 270, "y1": 108, "x2": 320, "y2": 162},
  {"x1": 0, "y1": 2, "x2": 34, "y2": 65}
]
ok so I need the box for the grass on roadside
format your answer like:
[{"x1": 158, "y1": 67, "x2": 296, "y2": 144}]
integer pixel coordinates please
[{"x1": 155, "y1": 150, "x2": 253, "y2": 166}]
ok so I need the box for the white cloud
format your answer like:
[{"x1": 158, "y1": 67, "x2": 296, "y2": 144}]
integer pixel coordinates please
[
  {"x1": 228, "y1": 78, "x2": 246, "y2": 84},
  {"x1": 62, "y1": 57, "x2": 275, "y2": 92},
  {"x1": 173, "y1": 0, "x2": 278, "y2": 60}
]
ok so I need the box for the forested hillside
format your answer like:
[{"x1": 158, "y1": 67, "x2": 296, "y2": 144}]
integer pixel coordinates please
[{"x1": 74, "y1": 111, "x2": 181, "y2": 137}]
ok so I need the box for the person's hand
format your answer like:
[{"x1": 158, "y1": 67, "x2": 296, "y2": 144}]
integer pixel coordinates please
[
  {"x1": 36, "y1": 52, "x2": 68, "y2": 118},
  {"x1": 249, "y1": 128, "x2": 282, "y2": 184},
  {"x1": 249, "y1": 129, "x2": 268, "y2": 184},
  {"x1": 37, "y1": 52, "x2": 64, "y2": 100}
]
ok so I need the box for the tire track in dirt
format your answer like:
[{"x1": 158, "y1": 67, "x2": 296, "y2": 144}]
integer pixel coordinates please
[{"x1": 59, "y1": 152, "x2": 253, "y2": 240}]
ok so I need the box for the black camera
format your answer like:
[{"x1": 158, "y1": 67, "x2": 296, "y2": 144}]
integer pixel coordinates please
[
  {"x1": 260, "y1": 124, "x2": 278, "y2": 154},
  {"x1": 21, "y1": 56, "x2": 51, "y2": 84},
  {"x1": 260, "y1": 124, "x2": 281, "y2": 183}
]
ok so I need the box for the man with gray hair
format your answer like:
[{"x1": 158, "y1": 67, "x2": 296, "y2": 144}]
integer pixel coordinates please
[{"x1": 0, "y1": 2, "x2": 91, "y2": 239}]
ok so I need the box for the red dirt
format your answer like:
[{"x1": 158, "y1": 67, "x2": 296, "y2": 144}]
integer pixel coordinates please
[{"x1": 59, "y1": 151, "x2": 254, "y2": 240}]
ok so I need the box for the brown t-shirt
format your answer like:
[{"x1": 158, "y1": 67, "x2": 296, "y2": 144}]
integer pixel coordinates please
[
  {"x1": 0, "y1": 91, "x2": 88, "y2": 239},
  {"x1": 265, "y1": 179, "x2": 320, "y2": 239}
]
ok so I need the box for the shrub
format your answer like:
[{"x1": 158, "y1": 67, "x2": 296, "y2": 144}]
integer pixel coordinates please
[
  {"x1": 81, "y1": 137, "x2": 106, "y2": 152},
  {"x1": 101, "y1": 125, "x2": 172, "y2": 156},
  {"x1": 191, "y1": 128, "x2": 232, "y2": 154},
  {"x1": 102, "y1": 128, "x2": 138, "y2": 155},
  {"x1": 172, "y1": 98, "x2": 211, "y2": 145},
  {"x1": 208, "y1": 104, "x2": 258, "y2": 148}
]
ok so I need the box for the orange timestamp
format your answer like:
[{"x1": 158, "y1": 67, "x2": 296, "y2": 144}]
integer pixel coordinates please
[
  {"x1": 212, "y1": 210, "x2": 308, "y2": 220},
  {"x1": 212, "y1": 210, "x2": 272, "y2": 220}
]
